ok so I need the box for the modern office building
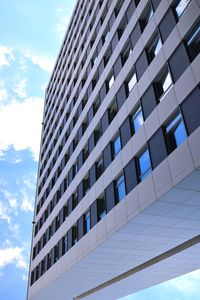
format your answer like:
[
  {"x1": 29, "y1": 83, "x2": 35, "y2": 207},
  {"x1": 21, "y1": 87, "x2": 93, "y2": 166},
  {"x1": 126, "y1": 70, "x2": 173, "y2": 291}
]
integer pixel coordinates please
[{"x1": 27, "y1": 0, "x2": 200, "y2": 299}]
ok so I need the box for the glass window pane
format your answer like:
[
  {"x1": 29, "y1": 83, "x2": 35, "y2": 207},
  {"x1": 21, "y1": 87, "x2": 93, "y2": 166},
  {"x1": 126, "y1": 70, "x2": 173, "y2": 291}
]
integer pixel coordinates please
[
  {"x1": 85, "y1": 211, "x2": 91, "y2": 233},
  {"x1": 132, "y1": 106, "x2": 144, "y2": 133},
  {"x1": 109, "y1": 75, "x2": 115, "y2": 89},
  {"x1": 128, "y1": 72, "x2": 137, "y2": 92},
  {"x1": 186, "y1": 23, "x2": 200, "y2": 61},
  {"x1": 116, "y1": 175, "x2": 126, "y2": 201},
  {"x1": 175, "y1": 0, "x2": 191, "y2": 18},
  {"x1": 165, "y1": 112, "x2": 187, "y2": 153},
  {"x1": 138, "y1": 149, "x2": 152, "y2": 180},
  {"x1": 113, "y1": 135, "x2": 121, "y2": 157}
]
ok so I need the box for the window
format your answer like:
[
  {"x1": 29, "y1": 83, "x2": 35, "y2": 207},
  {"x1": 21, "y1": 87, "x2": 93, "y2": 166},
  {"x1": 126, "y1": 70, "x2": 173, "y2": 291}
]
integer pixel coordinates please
[
  {"x1": 47, "y1": 252, "x2": 51, "y2": 270},
  {"x1": 115, "y1": 174, "x2": 126, "y2": 202},
  {"x1": 73, "y1": 135, "x2": 78, "y2": 150},
  {"x1": 131, "y1": 106, "x2": 144, "y2": 133},
  {"x1": 127, "y1": 69, "x2": 137, "y2": 94},
  {"x1": 115, "y1": 0, "x2": 123, "y2": 16},
  {"x1": 55, "y1": 215, "x2": 60, "y2": 231},
  {"x1": 91, "y1": 52, "x2": 98, "y2": 67},
  {"x1": 140, "y1": 2, "x2": 154, "y2": 32},
  {"x1": 94, "y1": 123, "x2": 102, "y2": 144},
  {"x1": 83, "y1": 175, "x2": 90, "y2": 196},
  {"x1": 84, "y1": 210, "x2": 91, "y2": 233},
  {"x1": 93, "y1": 97, "x2": 100, "y2": 115},
  {"x1": 72, "y1": 191, "x2": 78, "y2": 209},
  {"x1": 108, "y1": 100, "x2": 118, "y2": 123},
  {"x1": 137, "y1": 148, "x2": 152, "y2": 181},
  {"x1": 164, "y1": 112, "x2": 187, "y2": 154},
  {"x1": 118, "y1": 18, "x2": 127, "y2": 39},
  {"x1": 185, "y1": 22, "x2": 200, "y2": 61},
  {"x1": 73, "y1": 161, "x2": 78, "y2": 177},
  {"x1": 103, "y1": 27, "x2": 110, "y2": 43},
  {"x1": 154, "y1": 66, "x2": 173, "y2": 101},
  {"x1": 54, "y1": 244, "x2": 59, "y2": 263},
  {"x1": 146, "y1": 31, "x2": 162, "y2": 64},
  {"x1": 96, "y1": 156, "x2": 104, "y2": 179},
  {"x1": 83, "y1": 144, "x2": 89, "y2": 163},
  {"x1": 97, "y1": 195, "x2": 107, "y2": 220},
  {"x1": 104, "y1": 47, "x2": 112, "y2": 66},
  {"x1": 121, "y1": 42, "x2": 132, "y2": 66},
  {"x1": 63, "y1": 204, "x2": 68, "y2": 221},
  {"x1": 72, "y1": 225, "x2": 78, "y2": 245},
  {"x1": 107, "y1": 74, "x2": 115, "y2": 90},
  {"x1": 173, "y1": 0, "x2": 191, "y2": 19},
  {"x1": 62, "y1": 234, "x2": 68, "y2": 255},
  {"x1": 112, "y1": 134, "x2": 122, "y2": 157}
]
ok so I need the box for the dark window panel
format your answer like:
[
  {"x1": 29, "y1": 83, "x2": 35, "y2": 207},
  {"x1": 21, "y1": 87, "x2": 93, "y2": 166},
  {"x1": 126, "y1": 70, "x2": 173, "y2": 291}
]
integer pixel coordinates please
[
  {"x1": 67, "y1": 229, "x2": 72, "y2": 250},
  {"x1": 87, "y1": 106, "x2": 94, "y2": 124},
  {"x1": 90, "y1": 200, "x2": 98, "y2": 228},
  {"x1": 77, "y1": 216, "x2": 84, "y2": 240},
  {"x1": 151, "y1": 0, "x2": 161, "y2": 10},
  {"x1": 99, "y1": 83, "x2": 107, "y2": 102},
  {"x1": 77, "y1": 181, "x2": 84, "y2": 203},
  {"x1": 148, "y1": 128, "x2": 168, "y2": 169},
  {"x1": 111, "y1": 31, "x2": 119, "y2": 52},
  {"x1": 88, "y1": 133, "x2": 95, "y2": 154},
  {"x1": 159, "y1": 9, "x2": 176, "y2": 43},
  {"x1": 141, "y1": 85, "x2": 157, "y2": 119},
  {"x1": 114, "y1": 55, "x2": 122, "y2": 78},
  {"x1": 103, "y1": 143, "x2": 112, "y2": 170},
  {"x1": 116, "y1": 83, "x2": 127, "y2": 109},
  {"x1": 181, "y1": 87, "x2": 200, "y2": 135},
  {"x1": 89, "y1": 163, "x2": 96, "y2": 188},
  {"x1": 135, "y1": 50, "x2": 148, "y2": 80},
  {"x1": 105, "y1": 182, "x2": 116, "y2": 213},
  {"x1": 169, "y1": 43, "x2": 190, "y2": 82},
  {"x1": 130, "y1": 22, "x2": 141, "y2": 49},
  {"x1": 124, "y1": 158, "x2": 138, "y2": 194},
  {"x1": 101, "y1": 109, "x2": 109, "y2": 134},
  {"x1": 109, "y1": 11, "x2": 116, "y2": 28},
  {"x1": 120, "y1": 118, "x2": 132, "y2": 148},
  {"x1": 126, "y1": 1, "x2": 135, "y2": 22},
  {"x1": 77, "y1": 152, "x2": 83, "y2": 170}
]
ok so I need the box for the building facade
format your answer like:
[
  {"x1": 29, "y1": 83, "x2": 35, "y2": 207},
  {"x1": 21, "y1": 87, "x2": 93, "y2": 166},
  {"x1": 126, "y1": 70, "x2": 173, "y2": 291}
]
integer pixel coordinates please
[{"x1": 28, "y1": 0, "x2": 200, "y2": 299}]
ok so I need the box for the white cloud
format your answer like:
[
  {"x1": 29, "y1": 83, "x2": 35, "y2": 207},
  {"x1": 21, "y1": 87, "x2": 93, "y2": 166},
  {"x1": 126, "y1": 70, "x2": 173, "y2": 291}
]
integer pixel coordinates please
[
  {"x1": 166, "y1": 269, "x2": 200, "y2": 294},
  {"x1": 24, "y1": 51, "x2": 54, "y2": 73},
  {"x1": 13, "y1": 78, "x2": 27, "y2": 98},
  {"x1": 56, "y1": 15, "x2": 70, "y2": 35},
  {"x1": 0, "y1": 202, "x2": 11, "y2": 223},
  {"x1": 3, "y1": 190, "x2": 18, "y2": 209},
  {"x1": 0, "y1": 246, "x2": 27, "y2": 270},
  {"x1": 21, "y1": 190, "x2": 34, "y2": 212},
  {"x1": 22, "y1": 274, "x2": 28, "y2": 281},
  {"x1": 0, "y1": 88, "x2": 8, "y2": 102},
  {"x1": 0, "y1": 46, "x2": 14, "y2": 68},
  {"x1": 56, "y1": 8, "x2": 70, "y2": 36},
  {"x1": 0, "y1": 97, "x2": 44, "y2": 160}
]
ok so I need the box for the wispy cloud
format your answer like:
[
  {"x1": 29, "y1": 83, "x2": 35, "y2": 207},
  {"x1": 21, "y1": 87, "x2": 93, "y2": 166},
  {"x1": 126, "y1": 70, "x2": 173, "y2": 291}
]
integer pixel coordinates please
[
  {"x1": 13, "y1": 78, "x2": 27, "y2": 98},
  {"x1": 0, "y1": 201, "x2": 11, "y2": 223},
  {"x1": 0, "y1": 46, "x2": 14, "y2": 68},
  {"x1": 21, "y1": 189, "x2": 34, "y2": 212},
  {"x1": 24, "y1": 51, "x2": 54, "y2": 73},
  {"x1": 0, "y1": 245, "x2": 27, "y2": 270},
  {"x1": 166, "y1": 269, "x2": 200, "y2": 295},
  {"x1": 0, "y1": 96, "x2": 44, "y2": 160},
  {"x1": 56, "y1": 8, "x2": 70, "y2": 36}
]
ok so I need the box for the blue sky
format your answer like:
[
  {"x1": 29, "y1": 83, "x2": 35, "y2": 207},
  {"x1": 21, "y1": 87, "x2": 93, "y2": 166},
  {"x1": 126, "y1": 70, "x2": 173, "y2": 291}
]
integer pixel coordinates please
[{"x1": 0, "y1": 1, "x2": 199, "y2": 300}]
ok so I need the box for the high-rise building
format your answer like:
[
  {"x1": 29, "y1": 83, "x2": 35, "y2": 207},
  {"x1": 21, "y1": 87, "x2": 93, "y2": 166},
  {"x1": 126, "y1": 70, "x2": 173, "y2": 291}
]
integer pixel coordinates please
[{"x1": 27, "y1": 0, "x2": 200, "y2": 299}]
